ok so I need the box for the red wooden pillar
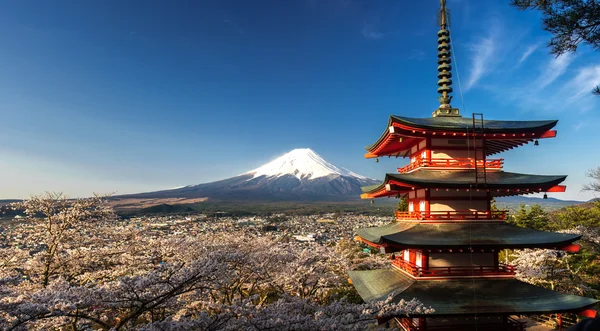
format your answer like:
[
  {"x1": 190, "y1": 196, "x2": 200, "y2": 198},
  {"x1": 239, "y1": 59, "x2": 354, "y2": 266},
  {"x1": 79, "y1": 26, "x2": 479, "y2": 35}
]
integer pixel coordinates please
[
  {"x1": 493, "y1": 250, "x2": 499, "y2": 270},
  {"x1": 557, "y1": 313, "x2": 562, "y2": 330},
  {"x1": 426, "y1": 137, "x2": 432, "y2": 162}
]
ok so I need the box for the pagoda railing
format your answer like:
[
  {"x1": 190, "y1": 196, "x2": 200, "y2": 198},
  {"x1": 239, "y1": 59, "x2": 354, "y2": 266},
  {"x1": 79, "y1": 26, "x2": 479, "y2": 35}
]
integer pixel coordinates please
[
  {"x1": 398, "y1": 316, "x2": 525, "y2": 331},
  {"x1": 392, "y1": 259, "x2": 515, "y2": 278},
  {"x1": 398, "y1": 157, "x2": 504, "y2": 173},
  {"x1": 395, "y1": 210, "x2": 507, "y2": 221}
]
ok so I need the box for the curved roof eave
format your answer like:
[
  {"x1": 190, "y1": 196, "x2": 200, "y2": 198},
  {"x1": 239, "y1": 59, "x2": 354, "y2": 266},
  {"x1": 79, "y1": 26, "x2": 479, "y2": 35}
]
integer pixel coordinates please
[
  {"x1": 360, "y1": 171, "x2": 567, "y2": 196},
  {"x1": 356, "y1": 222, "x2": 582, "y2": 248},
  {"x1": 390, "y1": 115, "x2": 558, "y2": 133},
  {"x1": 365, "y1": 115, "x2": 559, "y2": 153},
  {"x1": 349, "y1": 269, "x2": 598, "y2": 316}
]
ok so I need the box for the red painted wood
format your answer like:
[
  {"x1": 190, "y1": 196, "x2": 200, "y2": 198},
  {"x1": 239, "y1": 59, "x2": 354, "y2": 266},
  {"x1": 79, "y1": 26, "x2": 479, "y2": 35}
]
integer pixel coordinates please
[
  {"x1": 562, "y1": 244, "x2": 581, "y2": 253},
  {"x1": 366, "y1": 126, "x2": 558, "y2": 159},
  {"x1": 547, "y1": 185, "x2": 567, "y2": 192},
  {"x1": 578, "y1": 309, "x2": 597, "y2": 318},
  {"x1": 395, "y1": 210, "x2": 507, "y2": 221},
  {"x1": 392, "y1": 258, "x2": 515, "y2": 278},
  {"x1": 354, "y1": 236, "x2": 384, "y2": 248},
  {"x1": 397, "y1": 157, "x2": 504, "y2": 173}
]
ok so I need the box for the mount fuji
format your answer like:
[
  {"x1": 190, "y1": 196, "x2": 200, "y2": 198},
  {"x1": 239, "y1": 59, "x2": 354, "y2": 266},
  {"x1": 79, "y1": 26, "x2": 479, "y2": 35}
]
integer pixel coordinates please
[{"x1": 123, "y1": 149, "x2": 379, "y2": 201}]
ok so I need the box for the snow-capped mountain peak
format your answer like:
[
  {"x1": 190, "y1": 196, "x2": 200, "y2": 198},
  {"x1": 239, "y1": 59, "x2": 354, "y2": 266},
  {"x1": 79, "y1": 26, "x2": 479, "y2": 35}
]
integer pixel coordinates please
[
  {"x1": 245, "y1": 148, "x2": 368, "y2": 180},
  {"x1": 122, "y1": 148, "x2": 380, "y2": 201}
]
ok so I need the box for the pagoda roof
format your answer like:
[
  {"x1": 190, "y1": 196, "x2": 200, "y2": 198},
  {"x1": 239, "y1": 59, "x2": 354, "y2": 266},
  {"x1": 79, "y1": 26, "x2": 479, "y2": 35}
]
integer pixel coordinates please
[
  {"x1": 361, "y1": 170, "x2": 566, "y2": 198},
  {"x1": 365, "y1": 115, "x2": 558, "y2": 158},
  {"x1": 356, "y1": 221, "x2": 581, "y2": 250},
  {"x1": 388, "y1": 115, "x2": 557, "y2": 134},
  {"x1": 348, "y1": 269, "x2": 598, "y2": 316}
]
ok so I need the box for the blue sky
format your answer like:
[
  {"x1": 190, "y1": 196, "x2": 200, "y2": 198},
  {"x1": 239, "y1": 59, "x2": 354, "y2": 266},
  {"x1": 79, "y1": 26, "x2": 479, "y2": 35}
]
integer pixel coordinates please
[{"x1": 1, "y1": 0, "x2": 599, "y2": 201}]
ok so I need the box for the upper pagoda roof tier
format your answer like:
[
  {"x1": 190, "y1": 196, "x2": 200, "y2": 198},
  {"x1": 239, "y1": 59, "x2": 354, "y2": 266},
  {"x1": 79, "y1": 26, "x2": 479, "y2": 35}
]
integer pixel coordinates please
[
  {"x1": 348, "y1": 269, "x2": 598, "y2": 316},
  {"x1": 356, "y1": 221, "x2": 580, "y2": 250},
  {"x1": 365, "y1": 115, "x2": 558, "y2": 158},
  {"x1": 361, "y1": 169, "x2": 566, "y2": 199}
]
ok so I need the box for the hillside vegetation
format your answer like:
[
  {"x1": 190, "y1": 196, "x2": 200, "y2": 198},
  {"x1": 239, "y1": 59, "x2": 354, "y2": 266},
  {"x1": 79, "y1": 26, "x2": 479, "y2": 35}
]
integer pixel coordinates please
[{"x1": 505, "y1": 201, "x2": 600, "y2": 298}]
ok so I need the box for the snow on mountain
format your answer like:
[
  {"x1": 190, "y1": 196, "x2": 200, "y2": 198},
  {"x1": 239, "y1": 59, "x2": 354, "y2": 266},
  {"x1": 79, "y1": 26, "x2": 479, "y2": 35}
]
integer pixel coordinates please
[
  {"x1": 121, "y1": 148, "x2": 378, "y2": 201},
  {"x1": 245, "y1": 148, "x2": 369, "y2": 181}
]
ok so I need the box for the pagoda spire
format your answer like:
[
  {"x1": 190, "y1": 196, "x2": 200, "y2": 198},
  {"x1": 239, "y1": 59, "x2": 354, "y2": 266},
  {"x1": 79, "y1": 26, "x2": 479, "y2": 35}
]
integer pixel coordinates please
[{"x1": 432, "y1": 0, "x2": 460, "y2": 117}]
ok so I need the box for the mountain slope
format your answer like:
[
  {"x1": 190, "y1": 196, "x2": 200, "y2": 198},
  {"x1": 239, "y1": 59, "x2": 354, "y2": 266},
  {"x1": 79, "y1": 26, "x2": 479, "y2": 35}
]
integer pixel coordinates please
[{"x1": 122, "y1": 149, "x2": 378, "y2": 201}]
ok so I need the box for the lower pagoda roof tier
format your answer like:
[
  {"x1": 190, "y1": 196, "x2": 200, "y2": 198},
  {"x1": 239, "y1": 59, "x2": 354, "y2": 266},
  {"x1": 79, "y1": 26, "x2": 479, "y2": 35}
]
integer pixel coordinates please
[
  {"x1": 365, "y1": 115, "x2": 558, "y2": 158},
  {"x1": 356, "y1": 221, "x2": 581, "y2": 250},
  {"x1": 361, "y1": 170, "x2": 566, "y2": 199},
  {"x1": 348, "y1": 269, "x2": 598, "y2": 316}
]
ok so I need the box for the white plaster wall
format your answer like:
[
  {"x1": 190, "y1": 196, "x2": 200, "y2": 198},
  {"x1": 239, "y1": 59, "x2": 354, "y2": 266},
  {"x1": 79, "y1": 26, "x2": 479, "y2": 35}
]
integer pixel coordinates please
[
  {"x1": 430, "y1": 190, "x2": 487, "y2": 198},
  {"x1": 428, "y1": 253, "x2": 494, "y2": 267},
  {"x1": 430, "y1": 200, "x2": 487, "y2": 212}
]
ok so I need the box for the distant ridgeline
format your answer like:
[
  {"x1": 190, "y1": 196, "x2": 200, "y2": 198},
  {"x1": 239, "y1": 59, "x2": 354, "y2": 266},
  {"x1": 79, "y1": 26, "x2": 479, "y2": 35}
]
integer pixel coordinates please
[
  {"x1": 0, "y1": 203, "x2": 25, "y2": 218},
  {"x1": 496, "y1": 196, "x2": 586, "y2": 211},
  {"x1": 117, "y1": 201, "x2": 398, "y2": 218}
]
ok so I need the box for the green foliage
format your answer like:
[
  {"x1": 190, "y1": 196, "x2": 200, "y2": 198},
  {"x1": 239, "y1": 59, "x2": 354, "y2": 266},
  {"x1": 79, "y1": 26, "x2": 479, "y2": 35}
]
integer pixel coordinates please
[
  {"x1": 507, "y1": 204, "x2": 549, "y2": 230},
  {"x1": 549, "y1": 202, "x2": 600, "y2": 230},
  {"x1": 397, "y1": 196, "x2": 408, "y2": 212},
  {"x1": 507, "y1": 202, "x2": 600, "y2": 298},
  {"x1": 511, "y1": 0, "x2": 600, "y2": 94},
  {"x1": 511, "y1": 0, "x2": 600, "y2": 55},
  {"x1": 490, "y1": 198, "x2": 499, "y2": 212}
]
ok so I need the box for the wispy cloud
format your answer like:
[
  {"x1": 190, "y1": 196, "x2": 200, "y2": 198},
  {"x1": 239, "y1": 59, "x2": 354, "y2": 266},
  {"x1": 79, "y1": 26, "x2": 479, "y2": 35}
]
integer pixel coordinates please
[
  {"x1": 502, "y1": 60, "x2": 599, "y2": 115},
  {"x1": 565, "y1": 65, "x2": 600, "y2": 102},
  {"x1": 361, "y1": 22, "x2": 384, "y2": 40},
  {"x1": 465, "y1": 36, "x2": 496, "y2": 90},
  {"x1": 516, "y1": 43, "x2": 539, "y2": 66},
  {"x1": 409, "y1": 49, "x2": 426, "y2": 61},
  {"x1": 534, "y1": 53, "x2": 573, "y2": 90}
]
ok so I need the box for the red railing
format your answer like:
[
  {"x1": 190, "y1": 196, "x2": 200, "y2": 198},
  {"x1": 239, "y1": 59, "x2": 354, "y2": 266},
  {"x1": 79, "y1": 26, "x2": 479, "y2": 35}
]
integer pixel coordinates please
[
  {"x1": 398, "y1": 317, "x2": 525, "y2": 331},
  {"x1": 395, "y1": 210, "x2": 507, "y2": 221},
  {"x1": 392, "y1": 258, "x2": 515, "y2": 278},
  {"x1": 398, "y1": 157, "x2": 504, "y2": 173}
]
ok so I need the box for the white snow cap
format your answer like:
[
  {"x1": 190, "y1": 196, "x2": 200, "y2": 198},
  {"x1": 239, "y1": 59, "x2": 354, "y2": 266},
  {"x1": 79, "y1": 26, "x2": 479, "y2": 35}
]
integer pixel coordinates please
[{"x1": 245, "y1": 148, "x2": 368, "y2": 180}]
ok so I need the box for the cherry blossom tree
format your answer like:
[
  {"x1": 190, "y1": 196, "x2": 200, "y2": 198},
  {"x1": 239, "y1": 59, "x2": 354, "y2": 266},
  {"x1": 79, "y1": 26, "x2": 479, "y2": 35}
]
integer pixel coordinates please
[
  {"x1": 513, "y1": 228, "x2": 597, "y2": 297},
  {"x1": 0, "y1": 193, "x2": 432, "y2": 330}
]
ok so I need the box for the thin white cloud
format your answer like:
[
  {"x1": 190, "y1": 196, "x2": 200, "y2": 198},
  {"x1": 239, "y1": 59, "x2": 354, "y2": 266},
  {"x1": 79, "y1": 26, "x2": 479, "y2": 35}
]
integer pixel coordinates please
[
  {"x1": 361, "y1": 23, "x2": 384, "y2": 40},
  {"x1": 465, "y1": 36, "x2": 495, "y2": 90},
  {"x1": 565, "y1": 65, "x2": 600, "y2": 101},
  {"x1": 409, "y1": 49, "x2": 426, "y2": 61},
  {"x1": 534, "y1": 53, "x2": 573, "y2": 90},
  {"x1": 502, "y1": 61, "x2": 600, "y2": 115},
  {"x1": 516, "y1": 43, "x2": 538, "y2": 66}
]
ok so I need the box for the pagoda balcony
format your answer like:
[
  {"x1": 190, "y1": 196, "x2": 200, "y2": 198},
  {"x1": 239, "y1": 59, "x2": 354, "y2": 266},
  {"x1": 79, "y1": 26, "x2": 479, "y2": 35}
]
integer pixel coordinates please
[
  {"x1": 395, "y1": 210, "x2": 508, "y2": 221},
  {"x1": 391, "y1": 258, "x2": 515, "y2": 278},
  {"x1": 398, "y1": 316, "x2": 526, "y2": 331},
  {"x1": 397, "y1": 157, "x2": 504, "y2": 173}
]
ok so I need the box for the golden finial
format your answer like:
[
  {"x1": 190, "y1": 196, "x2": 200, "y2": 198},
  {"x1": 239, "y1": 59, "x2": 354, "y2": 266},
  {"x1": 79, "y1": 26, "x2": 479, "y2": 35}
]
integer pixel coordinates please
[{"x1": 439, "y1": 0, "x2": 448, "y2": 29}]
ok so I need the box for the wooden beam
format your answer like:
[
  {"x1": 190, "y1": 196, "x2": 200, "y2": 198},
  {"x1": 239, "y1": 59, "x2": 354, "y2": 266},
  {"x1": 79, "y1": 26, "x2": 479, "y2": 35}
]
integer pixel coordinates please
[
  {"x1": 578, "y1": 309, "x2": 597, "y2": 318},
  {"x1": 547, "y1": 185, "x2": 567, "y2": 192},
  {"x1": 562, "y1": 244, "x2": 580, "y2": 253},
  {"x1": 539, "y1": 130, "x2": 557, "y2": 138}
]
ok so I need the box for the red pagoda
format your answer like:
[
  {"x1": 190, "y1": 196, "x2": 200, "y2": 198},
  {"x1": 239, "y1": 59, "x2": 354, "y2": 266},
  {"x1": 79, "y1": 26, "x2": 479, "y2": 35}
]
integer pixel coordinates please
[{"x1": 348, "y1": 1, "x2": 598, "y2": 330}]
